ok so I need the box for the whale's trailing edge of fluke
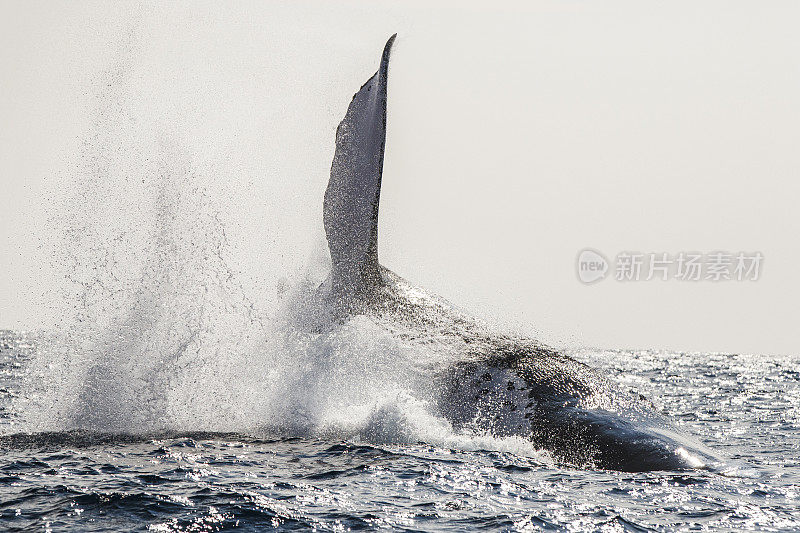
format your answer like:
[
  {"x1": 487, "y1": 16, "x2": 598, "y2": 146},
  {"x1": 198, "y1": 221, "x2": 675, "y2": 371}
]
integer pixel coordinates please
[{"x1": 324, "y1": 34, "x2": 396, "y2": 298}]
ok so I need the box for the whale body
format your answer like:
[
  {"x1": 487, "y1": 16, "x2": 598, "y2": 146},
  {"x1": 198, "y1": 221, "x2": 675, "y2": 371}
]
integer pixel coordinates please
[{"x1": 313, "y1": 34, "x2": 716, "y2": 472}]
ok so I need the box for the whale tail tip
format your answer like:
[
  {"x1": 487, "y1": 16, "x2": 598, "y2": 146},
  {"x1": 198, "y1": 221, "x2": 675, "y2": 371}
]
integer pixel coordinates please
[{"x1": 323, "y1": 34, "x2": 396, "y2": 298}]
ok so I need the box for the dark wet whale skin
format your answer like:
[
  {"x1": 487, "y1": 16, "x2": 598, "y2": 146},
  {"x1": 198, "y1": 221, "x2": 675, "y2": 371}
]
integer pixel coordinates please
[
  {"x1": 317, "y1": 34, "x2": 717, "y2": 472},
  {"x1": 313, "y1": 267, "x2": 712, "y2": 471}
]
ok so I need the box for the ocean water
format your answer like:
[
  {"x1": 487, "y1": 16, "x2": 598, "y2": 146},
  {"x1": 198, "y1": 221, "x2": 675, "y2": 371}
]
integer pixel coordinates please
[{"x1": 2, "y1": 330, "x2": 798, "y2": 532}]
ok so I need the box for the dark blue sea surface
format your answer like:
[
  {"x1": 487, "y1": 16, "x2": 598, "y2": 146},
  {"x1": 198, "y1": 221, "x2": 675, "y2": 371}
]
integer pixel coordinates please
[{"x1": 1, "y1": 330, "x2": 798, "y2": 531}]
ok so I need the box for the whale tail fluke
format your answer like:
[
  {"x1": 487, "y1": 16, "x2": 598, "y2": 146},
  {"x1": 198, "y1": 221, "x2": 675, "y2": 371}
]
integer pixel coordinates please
[{"x1": 323, "y1": 34, "x2": 396, "y2": 298}]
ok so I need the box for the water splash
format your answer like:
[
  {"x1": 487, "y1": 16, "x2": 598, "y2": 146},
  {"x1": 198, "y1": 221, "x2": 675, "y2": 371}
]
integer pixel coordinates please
[
  {"x1": 3, "y1": 32, "x2": 413, "y2": 450},
  {"x1": 8, "y1": 24, "x2": 554, "y2": 464},
  {"x1": 18, "y1": 26, "x2": 267, "y2": 434}
]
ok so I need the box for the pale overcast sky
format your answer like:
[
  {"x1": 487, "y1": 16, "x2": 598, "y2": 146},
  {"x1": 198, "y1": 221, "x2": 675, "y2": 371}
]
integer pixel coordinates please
[{"x1": 1, "y1": 1, "x2": 798, "y2": 355}]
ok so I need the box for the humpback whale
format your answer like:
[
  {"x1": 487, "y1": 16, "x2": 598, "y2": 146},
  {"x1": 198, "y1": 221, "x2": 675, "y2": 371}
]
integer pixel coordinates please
[{"x1": 314, "y1": 34, "x2": 717, "y2": 472}]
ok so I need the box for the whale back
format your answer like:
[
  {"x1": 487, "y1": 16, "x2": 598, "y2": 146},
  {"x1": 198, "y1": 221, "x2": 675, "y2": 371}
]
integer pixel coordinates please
[{"x1": 323, "y1": 34, "x2": 396, "y2": 297}]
